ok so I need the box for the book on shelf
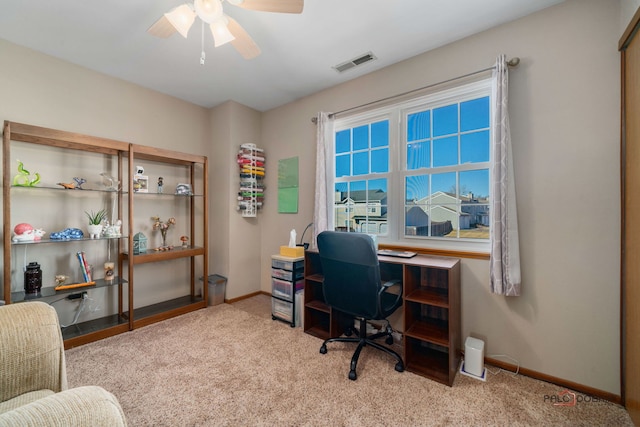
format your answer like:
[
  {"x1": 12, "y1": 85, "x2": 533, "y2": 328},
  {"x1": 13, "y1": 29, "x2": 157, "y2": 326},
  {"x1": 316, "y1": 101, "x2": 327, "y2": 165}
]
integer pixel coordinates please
[{"x1": 76, "y1": 251, "x2": 92, "y2": 282}]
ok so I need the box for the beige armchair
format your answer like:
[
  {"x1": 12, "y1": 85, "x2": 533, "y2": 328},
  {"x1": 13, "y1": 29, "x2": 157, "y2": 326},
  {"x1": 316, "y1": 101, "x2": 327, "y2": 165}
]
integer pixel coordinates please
[{"x1": 0, "y1": 301, "x2": 127, "y2": 426}]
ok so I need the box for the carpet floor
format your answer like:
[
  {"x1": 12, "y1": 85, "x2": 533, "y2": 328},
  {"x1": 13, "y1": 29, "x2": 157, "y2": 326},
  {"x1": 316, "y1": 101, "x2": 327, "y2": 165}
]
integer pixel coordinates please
[{"x1": 65, "y1": 296, "x2": 633, "y2": 426}]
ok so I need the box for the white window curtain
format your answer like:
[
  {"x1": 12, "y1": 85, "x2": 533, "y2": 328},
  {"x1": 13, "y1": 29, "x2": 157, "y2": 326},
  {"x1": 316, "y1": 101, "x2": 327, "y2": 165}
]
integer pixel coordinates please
[
  {"x1": 312, "y1": 112, "x2": 334, "y2": 249},
  {"x1": 490, "y1": 54, "x2": 522, "y2": 296}
]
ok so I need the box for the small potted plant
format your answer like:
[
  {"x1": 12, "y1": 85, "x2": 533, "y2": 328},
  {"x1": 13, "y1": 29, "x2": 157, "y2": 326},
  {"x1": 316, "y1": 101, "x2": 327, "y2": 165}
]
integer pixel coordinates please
[{"x1": 85, "y1": 209, "x2": 107, "y2": 238}]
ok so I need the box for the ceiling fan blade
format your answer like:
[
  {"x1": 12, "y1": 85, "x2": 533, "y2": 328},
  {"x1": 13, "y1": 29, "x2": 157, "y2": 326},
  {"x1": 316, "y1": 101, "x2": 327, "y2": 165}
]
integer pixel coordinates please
[
  {"x1": 231, "y1": 0, "x2": 303, "y2": 14},
  {"x1": 147, "y1": 15, "x2": 177, "y2": 38},
  {"x1": 227, "y1": 17, "x2": 261, "y2": 59}
]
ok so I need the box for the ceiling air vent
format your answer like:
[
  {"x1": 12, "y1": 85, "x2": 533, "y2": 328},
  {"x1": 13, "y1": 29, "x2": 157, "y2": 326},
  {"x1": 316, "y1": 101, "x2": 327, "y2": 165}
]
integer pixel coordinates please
[{"x1": 333, "y1": 52, "x2": 377, "y2": 73}]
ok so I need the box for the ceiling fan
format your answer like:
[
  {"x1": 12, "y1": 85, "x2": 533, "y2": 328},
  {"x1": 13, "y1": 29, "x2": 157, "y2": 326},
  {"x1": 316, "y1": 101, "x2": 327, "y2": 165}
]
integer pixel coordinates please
[{"x1": 148, "y1": 0, "x2": 304, "y2": 60}]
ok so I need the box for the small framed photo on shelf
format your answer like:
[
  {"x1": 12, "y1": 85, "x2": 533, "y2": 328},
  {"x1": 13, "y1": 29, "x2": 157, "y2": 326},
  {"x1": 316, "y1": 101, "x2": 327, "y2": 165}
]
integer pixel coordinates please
[
  {"x1": 133, "y1": 175, "x2": 149, "y2": 193},
  {"x1": 175, "y1": 183, "x2": 192, "y2": 196}
]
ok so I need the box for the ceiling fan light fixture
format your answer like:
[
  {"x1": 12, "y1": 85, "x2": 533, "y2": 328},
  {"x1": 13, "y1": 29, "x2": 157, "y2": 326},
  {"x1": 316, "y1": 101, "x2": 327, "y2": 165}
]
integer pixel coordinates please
[
  {"x1": 165, "y1": 4, "x2": 196, "y2": 38},
  {"x1": 210, "y1": 17, "x2": 235, "y2": 47},
  {"x1": 194, "y1": 0, "x2": 223, "y2": 24}
]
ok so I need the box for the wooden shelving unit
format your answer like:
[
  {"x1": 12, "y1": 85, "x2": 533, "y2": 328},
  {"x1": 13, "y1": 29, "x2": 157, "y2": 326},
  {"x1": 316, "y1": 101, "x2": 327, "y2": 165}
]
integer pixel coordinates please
[
  {"x1": 2, "y1": 122, "x2": 209, "y2": 348},
  {"x1": 303, "y1": 249, "x2": 460, "y2": 386},
  {"x1": 2, "y1": 121, "x2": 130, "y2": 348},
  {"x1": 125, "y1": 144, "x2": 208, "y2": 330}
]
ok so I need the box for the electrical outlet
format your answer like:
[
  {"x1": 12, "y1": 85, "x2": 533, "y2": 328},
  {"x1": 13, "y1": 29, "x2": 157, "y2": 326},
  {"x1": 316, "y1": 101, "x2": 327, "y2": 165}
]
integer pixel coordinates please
[{"x1": 67, "y1": 292, "x2": 87, "y2": 300}]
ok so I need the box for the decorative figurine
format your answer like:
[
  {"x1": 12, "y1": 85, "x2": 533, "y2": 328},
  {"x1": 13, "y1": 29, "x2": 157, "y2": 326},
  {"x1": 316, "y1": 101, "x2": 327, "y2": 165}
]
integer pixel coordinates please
[
  {"x1": 56, "y1": 181, "x2": 76, "y2": 189},
  {"x1": 157, "y1": 177, "x2": 164, "y2": 194},
  {"x1": 133, "y1": 232, "x2": 147, "y2": 254},
  {"x1": 49, "y1": 228, "x2": 84, "y2": 240},
  {"x1": 13, "y1": 160, "x2": 41, "y2": 187},
  {"x1": 175, "y1": 183, "x2": 192, "y2": 195},
  {"x1": 180, "y1": 235, "x2": 189, "y2": 248},
  {"x1": 55, "y1": 275, "x2": 69, "y2": 286},
  {"x1": 100, "y1": 173, "x2": 121, "y2": 191},
  {"x1": 73, "y1": 177, "x2": 86, "y2": 189},
  {"x1": 12, "y1": 223, "x2": 45, "y2": 242},
  {"x1": 103, "y1": 220, "x2": 122, "y2": 237}
]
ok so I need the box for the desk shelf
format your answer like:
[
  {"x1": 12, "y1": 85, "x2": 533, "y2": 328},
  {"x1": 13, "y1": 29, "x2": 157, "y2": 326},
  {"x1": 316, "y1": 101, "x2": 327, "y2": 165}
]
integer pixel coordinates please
[{"x1": 303, "y1": 249, "x2": 460, "y2": 386}]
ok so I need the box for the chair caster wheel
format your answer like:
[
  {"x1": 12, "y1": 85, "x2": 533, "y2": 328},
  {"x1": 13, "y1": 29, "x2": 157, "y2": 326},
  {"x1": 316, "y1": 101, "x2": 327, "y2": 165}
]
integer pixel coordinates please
[
  {"x1": 319, "y1": 345, "x2": 327, "y2": 354},
  {"x1": 385, "y1": 336, "x2": 394, "y2": 345},
  {"x1": 395, "y1": 362, "x2": 405, "y2": 373},
  {"x1": 290, "y1": 323, "x2": 295, "y2": 328},
  {"x1": 344, "y1": 328, "x2": 353, "y2": 337},
  {"x1": 348, "y1": 370, "x2": 357, "y2": 381},
  {"x1": 272, "y1": 315, "x2": 276, "y2": 320}
]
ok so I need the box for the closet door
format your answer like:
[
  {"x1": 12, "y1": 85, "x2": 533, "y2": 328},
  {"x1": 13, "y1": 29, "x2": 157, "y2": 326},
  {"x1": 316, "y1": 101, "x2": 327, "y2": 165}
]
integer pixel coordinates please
[{"x1": 621, "y1": 7, "x2": 640, "y2": 425}]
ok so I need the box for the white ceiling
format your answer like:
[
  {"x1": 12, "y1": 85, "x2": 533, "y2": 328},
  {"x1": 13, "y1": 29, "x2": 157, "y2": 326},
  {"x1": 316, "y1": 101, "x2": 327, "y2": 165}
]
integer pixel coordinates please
[{"x1": 0, "y1": 0, "x2": 564, "y2": 112}]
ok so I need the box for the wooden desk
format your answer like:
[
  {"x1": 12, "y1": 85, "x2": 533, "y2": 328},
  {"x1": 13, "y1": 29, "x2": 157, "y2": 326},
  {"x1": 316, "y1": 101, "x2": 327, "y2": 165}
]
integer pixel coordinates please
[{"x1": 303, "y1": 250, "x2": 461, "y2": 386}]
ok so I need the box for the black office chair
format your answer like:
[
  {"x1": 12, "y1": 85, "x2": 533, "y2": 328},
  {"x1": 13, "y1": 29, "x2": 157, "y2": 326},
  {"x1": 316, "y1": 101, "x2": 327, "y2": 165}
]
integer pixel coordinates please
[{"x1": 317, "y1": 231, "x2": 405, "y2": 380}]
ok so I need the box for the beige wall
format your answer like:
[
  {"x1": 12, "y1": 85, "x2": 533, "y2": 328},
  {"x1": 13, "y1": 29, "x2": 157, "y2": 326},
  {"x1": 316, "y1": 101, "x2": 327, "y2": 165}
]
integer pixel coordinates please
[
  {"x1": 210, "y1": 101, "x2": 262, "y2": 299},
  {"x1": 0, "y1": 0, "x2": 624, "y2": 397},
  {"x1": 260, "y1": 0, "x2": 622, "y2": 395},
  {"x1": 622, "y1": 0, "x2": 640, "y2": 33}
]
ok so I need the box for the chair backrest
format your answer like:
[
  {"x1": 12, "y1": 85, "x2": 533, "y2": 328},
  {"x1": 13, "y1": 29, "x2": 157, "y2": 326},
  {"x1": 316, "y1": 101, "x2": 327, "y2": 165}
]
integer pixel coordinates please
[{"x1": 317, "y1": 231, "x2": 381, "y2": 319}]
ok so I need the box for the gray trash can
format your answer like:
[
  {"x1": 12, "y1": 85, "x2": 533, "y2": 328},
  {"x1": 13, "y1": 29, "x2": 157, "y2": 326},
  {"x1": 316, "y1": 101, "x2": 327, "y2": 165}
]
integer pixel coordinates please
[{"x1": 202, "y1": 274, "x2": 227, "y2": 306}]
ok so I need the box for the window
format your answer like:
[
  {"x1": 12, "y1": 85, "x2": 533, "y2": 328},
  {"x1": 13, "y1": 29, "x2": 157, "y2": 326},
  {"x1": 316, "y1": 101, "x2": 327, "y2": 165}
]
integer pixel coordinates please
[{"x1": 332, "y1": 79, "x2": 492, "y2": 249}]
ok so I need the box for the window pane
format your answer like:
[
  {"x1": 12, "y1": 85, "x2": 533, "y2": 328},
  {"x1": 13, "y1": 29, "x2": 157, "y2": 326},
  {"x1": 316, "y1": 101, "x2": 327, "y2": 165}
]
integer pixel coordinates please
[
  {"x1": 351, "y1": 180, "x2": 366, "y2": 192},
  {"x1": 430, "y1": 205, "x2": 457, "y2": 237},
  {"x1": 365, "y1": 178, "x2": 388, "y2": 236},
  {"x1": 461, "y1": 96, "x2": 489, "y2": 132},
  {"x1": 371, "y1": 148, "x2": 388, "y2": 173},
  {"x1": 433, "y1": 104, "x2": 457, "y2": 137},
  {"x1": 336, "y1": 129, "x2": 350, "y2": 154},
  {"x1": 371, "y1": 120, "x2": 389, "y2": 148},
  {"x1": 407, "y1": 141, "x2": 430, "y2": 170},
  {"x1": 459, "y1": 169, "x2": 489, "y2": 199},
  {"x1": 334, "y1": 206, "x2": 352, "y2": 232},
  {"x1": 353, "y1": 125, "x2": 369, "y2": 150},
  {"x1": 369, "y1": 178, "x2": 387, "y2": 195},
  {"x1": 335, "y1": 154, "x2": 350, "y2": 177},
  {"x1": 334, "y1": 183, "x2": 349, "y2": 231},
  {"x1": 407, "y1": 111, "x2": 430, "y2": 141},
  {"x1": 334, "y1": 182, "x2": 347, "y2": 197},
  {"x1": 405, "y1": 205, "x2": 430, "y2": 236},
  {"x1": 433, "y1": 136, "x2": 458, "y2": 167},
  {"x1": 353, "y1": 151, "x2": 369, "y2": 176},
  {"x1": 461, "y1": 130, "x2": 489, "y2": 164},
  {"x1": 460, "y1": 203, "x2": 490, "y2": 239},
  {"x1": 459, "y1": 169, "x2": 490, "y2": 239},
  {"x1": 431, "y1": 172, "x2": 456, "y2": 196},
  {"x1": 405, "y1": 175, "x2": 429, "y2": 203}
]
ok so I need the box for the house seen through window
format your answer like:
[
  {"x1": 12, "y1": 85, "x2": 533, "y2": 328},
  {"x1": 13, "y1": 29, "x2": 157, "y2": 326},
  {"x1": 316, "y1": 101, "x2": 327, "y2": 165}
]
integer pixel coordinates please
[{"x1": 332, "y1": 79, "x2": 492, "y2": 247}]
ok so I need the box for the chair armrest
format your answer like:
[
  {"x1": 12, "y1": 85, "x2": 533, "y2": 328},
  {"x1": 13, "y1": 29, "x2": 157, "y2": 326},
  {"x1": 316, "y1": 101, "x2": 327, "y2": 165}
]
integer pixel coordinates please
[
  {"x1": 378, "y1": 280, "x2": 403, "y2": 313},
  {"x1": 0, "y1": 386, "x2": 127, "y2": 427},
  {"x1": 0, "y1": 302, "x2": 67, "y2": 403},
  {"x1": 381, "y1": 279, "x2": 401, "y2": 290}
]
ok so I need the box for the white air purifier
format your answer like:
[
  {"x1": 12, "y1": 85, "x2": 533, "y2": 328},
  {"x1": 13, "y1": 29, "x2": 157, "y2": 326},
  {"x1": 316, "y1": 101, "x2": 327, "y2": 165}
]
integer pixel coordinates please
[{"x1": 460, "y1": 336, "x2": 486, "y2": 381}]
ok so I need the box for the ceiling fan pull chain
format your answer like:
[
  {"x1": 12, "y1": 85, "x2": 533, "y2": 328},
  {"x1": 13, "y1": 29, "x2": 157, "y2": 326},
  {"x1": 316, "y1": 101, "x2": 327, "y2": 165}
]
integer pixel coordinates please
[{"x1": 200, "y1": 20, "x2": 206, "y2": 65}]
